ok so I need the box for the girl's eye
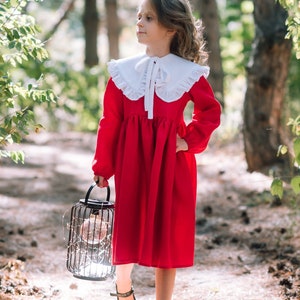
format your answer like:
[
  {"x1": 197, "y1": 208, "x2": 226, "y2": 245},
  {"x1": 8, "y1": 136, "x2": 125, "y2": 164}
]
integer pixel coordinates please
[{"x1": 136, "y1": 13, "x2": 154, "y2": 22}]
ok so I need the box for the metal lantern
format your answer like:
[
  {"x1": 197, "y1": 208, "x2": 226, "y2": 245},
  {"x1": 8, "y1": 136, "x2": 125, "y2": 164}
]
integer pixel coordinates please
[{"x1": 66, "y1": 183, "x2": 115, "y2": 280}]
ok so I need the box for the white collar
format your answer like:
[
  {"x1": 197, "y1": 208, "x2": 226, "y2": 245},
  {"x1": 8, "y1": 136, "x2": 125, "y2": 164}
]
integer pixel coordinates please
[{"x1": 107, "y1": 53, "x2": 209, "y2": 119}]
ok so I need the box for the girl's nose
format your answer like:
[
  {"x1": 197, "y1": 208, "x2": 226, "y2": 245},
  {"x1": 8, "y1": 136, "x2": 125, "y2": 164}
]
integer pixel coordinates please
[{"x1": 137, "y1": 19, "x2": 143, "y2": 27}]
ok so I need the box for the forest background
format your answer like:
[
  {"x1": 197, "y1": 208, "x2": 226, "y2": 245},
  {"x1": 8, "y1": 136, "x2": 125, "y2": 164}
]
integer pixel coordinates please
[
  {"x1": 1, "y1": 0, "x2": 300, "y2": 299},
  {"x1": 1, "y1": 0, "x2": 300, "y2": 183}
]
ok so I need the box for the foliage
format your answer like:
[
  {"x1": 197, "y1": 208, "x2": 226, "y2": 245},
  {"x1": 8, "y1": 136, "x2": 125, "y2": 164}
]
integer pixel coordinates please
[
  {"x1": 278, "y1": 1, "x2": 300, "y2": 118},
  {"x1": 0, "y1": 0, "x2": 56, "y2": 163},
  {"x1": 13, "y1": 0, "x2": 106, "y2": 133},
  {"x1": 19, "y1": 59, "x2": 106, "y2": 132},
  {"x1": 48, "y1": 65, "x2": 106, "y2": 132},
  {"x1": 271, "y1": 116, "x2": 300, "y2": 198},
  {"x1": 220, "y1": 0, "x2": 254, "y2": 79},
  {"x1": 287, "y1": 55, "x2": 300, "y2": 119},
  {"x1": 278, "y1": 0, "x2": 300, "y2": 59},
  {"x1": 270, "y1": 1, "x2": 300, "y2": 199}
]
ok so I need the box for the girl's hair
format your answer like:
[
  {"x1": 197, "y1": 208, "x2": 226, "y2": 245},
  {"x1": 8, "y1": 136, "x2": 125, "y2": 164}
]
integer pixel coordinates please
[{"x1": 151, "y1": 0, "x2": 208, "y2": 65}]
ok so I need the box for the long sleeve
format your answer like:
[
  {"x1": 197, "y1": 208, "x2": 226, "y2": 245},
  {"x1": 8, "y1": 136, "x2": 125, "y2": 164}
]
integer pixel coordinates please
[
  {"x1": 183, "y1": 76, "x2": 221, "y2": 154},
  {"x1": 92, "y1": 78, "x2": 124, "y2": 179}
]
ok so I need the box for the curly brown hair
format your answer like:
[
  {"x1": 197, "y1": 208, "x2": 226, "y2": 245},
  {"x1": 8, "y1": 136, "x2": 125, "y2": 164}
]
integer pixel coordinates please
[{"x1": 150, "y1": 0, "x2": 208, "y2": 65}]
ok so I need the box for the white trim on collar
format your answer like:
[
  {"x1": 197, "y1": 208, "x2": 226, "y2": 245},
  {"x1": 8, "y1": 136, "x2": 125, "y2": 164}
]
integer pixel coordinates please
[{"x1": 107, "y1": 53, "x2": 209, "y2": 119}]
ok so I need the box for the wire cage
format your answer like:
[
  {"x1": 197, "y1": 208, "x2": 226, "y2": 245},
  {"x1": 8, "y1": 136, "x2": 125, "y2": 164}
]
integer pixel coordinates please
[{"x1": 66, "y1": 183, "x2": 115, "y2": 281}]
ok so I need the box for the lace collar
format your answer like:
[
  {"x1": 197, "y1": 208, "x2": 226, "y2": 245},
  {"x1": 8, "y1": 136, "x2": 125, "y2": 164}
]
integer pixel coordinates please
[{"x1": 107, "y1": 53, "x2": 209, "y2": 119}]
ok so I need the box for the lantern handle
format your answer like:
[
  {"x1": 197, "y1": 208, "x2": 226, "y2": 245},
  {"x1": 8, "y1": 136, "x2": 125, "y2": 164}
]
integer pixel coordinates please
[{"x1": 85, "y1": 181, "x2": 110, "y2": 205}]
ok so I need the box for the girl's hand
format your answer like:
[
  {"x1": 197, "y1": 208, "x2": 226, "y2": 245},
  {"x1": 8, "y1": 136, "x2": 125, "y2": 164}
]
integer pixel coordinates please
[
  {"x1": 94, "y1": 175, "x2": 109, "y2": 188},
  {"x1": 176, "y1": 135, "x2": 188, "y2": 152}
]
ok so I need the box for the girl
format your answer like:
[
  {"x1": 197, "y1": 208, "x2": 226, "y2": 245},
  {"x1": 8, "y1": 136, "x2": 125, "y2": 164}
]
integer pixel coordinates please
[{"x1": 92, "y1": 0, "x2": 221, "y2": 299}]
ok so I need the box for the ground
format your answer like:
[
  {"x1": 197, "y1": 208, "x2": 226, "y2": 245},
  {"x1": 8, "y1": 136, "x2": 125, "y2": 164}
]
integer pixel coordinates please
[{"x1": 1, "y1": 132, "x2": 300, "y2": 300}]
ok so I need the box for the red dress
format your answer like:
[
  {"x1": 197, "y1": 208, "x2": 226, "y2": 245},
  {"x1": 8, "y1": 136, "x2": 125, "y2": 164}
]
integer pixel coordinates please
[{"x1": 92, "y1": 53, "x2": 221, "y2": 268}]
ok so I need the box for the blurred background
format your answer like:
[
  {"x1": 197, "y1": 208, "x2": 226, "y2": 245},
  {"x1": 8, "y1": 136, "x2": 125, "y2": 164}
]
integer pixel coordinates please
[{"x1": 1, "y1": 0, "x2": 300, "y2": 181}]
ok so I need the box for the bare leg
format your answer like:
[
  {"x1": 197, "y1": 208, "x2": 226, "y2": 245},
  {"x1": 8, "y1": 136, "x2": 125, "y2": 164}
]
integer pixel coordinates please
[
  {"x1": 155, "y1": 268, "x2": 176, "y2": 300},
  {"x1": 114, "y1": 264, "x2": 135, "y2": 299}
]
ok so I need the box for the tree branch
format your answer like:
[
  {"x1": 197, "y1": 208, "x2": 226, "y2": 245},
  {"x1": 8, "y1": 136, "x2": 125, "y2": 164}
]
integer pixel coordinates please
[{"x1": 43, "y1": 0, "x2": 76, "y2": 42}]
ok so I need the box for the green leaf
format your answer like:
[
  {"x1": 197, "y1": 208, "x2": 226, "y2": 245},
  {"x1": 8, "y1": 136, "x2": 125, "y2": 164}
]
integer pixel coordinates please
[
  {"x1": 9, "y1": 150, "x2": 25, "y2": 164},
  {"x1": 6, "y1": 98, "x2": 14, "y2": 108},
  {"x1": 5, "y1": 134, "x2": 13, "y2": 144},
  {"x1": 15, "y1": 54, "x2": 23, "y2": 64},
  {"x1": 24, "y1": 26, "x2": 33, "y2": 34},
  {"x1": 294, "y1": 137, "x2": 300, "y2": 165},
  {"x1": 0, "y1": 150, "x2": 10, "y2": 159},
  {"x1": 32, "y1": 48, "x2": 37, "y2": 58},
  {"x1": 271, "y1": 178, "x2": 283, "y2": 199},
  {"x1": 277, "y1": 144, "x2": 288, "y2": 156},
  {"x1": 11, "y1": 132, "x2": 22, "y2": 143},
  {"x1": 13, "y1": 29, "x2": 20, "y2": 39},
  {"x1": 21, "y1": 53, "x2": 28, "y2": 61},
  {"x1": 8, "y1": 41, "x2": 15, "y2": 49},
  {"x1": 15, "y1": 42, "x2": 22, "y2": 51},
  {"x1": 9, "y1": 57, "x2": 16, "y2": 67},
  {"x1": 46, "y1": 90, "x2": 56, "y2": 102},
  {"x1": 291, "y1": 176, "x2": 300, "y2": 195},
  {"x1": 20, "y1": 26, "x2": 27, "y2": 35}
]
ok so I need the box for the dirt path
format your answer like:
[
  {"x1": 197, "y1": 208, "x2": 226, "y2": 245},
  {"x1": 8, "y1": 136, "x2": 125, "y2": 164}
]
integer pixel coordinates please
[{"x1": 1, "y1": 132, "x2": 299, "y2": 299}]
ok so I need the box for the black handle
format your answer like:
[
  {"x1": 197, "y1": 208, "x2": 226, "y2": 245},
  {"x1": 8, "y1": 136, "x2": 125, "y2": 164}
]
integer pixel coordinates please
[{"x1": 85, "y1": 182, "x2": 110, "y2": 205}]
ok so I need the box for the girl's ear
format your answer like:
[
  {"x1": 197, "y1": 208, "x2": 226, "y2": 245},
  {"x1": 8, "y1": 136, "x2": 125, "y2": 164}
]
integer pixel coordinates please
[
  {"x1": 167, "y1": 29, "x2": 176, "y2": 38},
  {"x1": 168, "y1": 29, "x2": 176, "y2": 34}
]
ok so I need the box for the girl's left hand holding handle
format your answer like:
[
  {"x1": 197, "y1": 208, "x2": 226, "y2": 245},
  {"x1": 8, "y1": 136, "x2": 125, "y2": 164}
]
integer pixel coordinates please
[{"x1": 94, "y1": 175, "x2": 109, "y2": 188}]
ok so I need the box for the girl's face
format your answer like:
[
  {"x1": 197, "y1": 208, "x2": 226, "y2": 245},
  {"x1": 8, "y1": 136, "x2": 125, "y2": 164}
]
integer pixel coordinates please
[{"x1": 136, "y1": 0, "x2": 175, "y2": 56}]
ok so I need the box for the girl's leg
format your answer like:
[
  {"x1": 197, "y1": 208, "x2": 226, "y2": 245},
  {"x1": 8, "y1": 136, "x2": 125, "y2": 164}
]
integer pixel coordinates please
[
  {"x1": 113, "y1": 264, "x2": 135, "y2": 299},
  {"x1": 155, "y1": 268, "x2": 176, "y2": 300}
]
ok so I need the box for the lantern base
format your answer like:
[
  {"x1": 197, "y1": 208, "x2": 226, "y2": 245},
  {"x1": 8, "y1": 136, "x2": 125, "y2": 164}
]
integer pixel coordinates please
[
  {"x1": 73, "y1": 274, "x2": 112, "y2": 281},
  {"x1": 71, "y1": 262, "x2": 115, "y2": 281}
]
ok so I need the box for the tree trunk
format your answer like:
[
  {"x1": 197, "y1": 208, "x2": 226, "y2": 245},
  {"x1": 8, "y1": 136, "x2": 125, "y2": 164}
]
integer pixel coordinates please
[
  {"x1": 197, "y1": 0, "x2": 224, "y2": 107},
  {"x1": 83, "y1": 0, "x2": 99, "y2": 67},
  {"x1": 243, "y1": 0, "x2": 292, "y2": 172},
  {"x1": 105, "y1": 0, "x2": 120, "y2": 59}
]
